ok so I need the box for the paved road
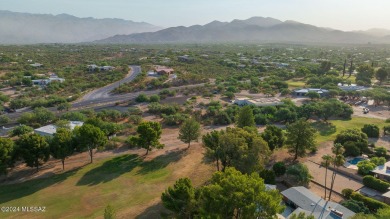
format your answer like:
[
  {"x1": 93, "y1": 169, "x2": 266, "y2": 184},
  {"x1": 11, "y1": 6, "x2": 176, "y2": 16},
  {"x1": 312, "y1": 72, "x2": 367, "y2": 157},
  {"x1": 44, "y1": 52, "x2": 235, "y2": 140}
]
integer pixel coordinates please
[{"x1": 80, "y1": 65, "x2": 141, "y2": 101}]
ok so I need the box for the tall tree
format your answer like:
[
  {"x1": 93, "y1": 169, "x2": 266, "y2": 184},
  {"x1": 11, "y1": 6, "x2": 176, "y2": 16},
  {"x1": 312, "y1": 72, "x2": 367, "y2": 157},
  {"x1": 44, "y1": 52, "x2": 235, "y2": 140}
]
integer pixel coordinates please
[
  {"x1": 285, "y1": 119, "x2": 317, "y2": 160},
  {"x1": 16, "y1": 133, "x2": 50, "y2": 172},
  {"x1": 261, "y1": 125, "x2": 285, "y2": 150},
  {"x1": 236, "y1": 106, "x2": 255, "y2": 128},
  {"x1": 349, "y1": 60, "x2": 354, "y2": 77},
  {"x1": 128, "y1": 121, "x2": 164, "y2": 155},
  {"x1": 0, "y1": 138, "x2": 14, "y2": 175},
  {"x1": 202, "y1": 130, "x2": 222, "y2": 171},
  {"x1": 75, "y1": 124, "x2": 107, "y2": 163},
  {"x1": 198, "y1": 167, "x2": 284, "y2": 219},
  {"x1": 9, "y1": 125, "x2": 33, "y2": 137},
  {"x1": 376, "y1": 68, "x2": 388, "y2": 85},
  {"x1": 50, "y1": 128, "x2": 74, "y2": 170},
  {"x1": 178, "y1": 118, "x2": 201, "y2": 148},
  {"x1": 321, "y1": 154, "x2": 333, "y2": 200},
  {"x1": 161, "y1": 178, "x2": 196, "y2": 218},
  {"x1": 328, "y1": 143, "x2": 345, "y2": 201},
  {"x1": 342, "y1": 59, "x2": 347, "y2": 77},
  {"x1": 286, "y1": 163, "x2": 313, "y2": 186}
]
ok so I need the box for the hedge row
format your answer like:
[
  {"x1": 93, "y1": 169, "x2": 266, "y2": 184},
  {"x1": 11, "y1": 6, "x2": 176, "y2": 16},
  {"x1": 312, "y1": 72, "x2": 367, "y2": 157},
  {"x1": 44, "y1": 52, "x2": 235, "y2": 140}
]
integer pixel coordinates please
[
  {"x1": 363, "y1": 175, "x2": 390, "y2": 193},
  {"x1": 350, "y1": 192, "x2": 389, "y2": 212}
]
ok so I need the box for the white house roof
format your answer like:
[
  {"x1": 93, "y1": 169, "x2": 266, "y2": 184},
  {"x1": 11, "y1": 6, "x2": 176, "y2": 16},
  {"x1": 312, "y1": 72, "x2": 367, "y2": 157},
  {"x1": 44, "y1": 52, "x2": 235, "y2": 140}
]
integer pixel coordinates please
[
  {"x1": 34, "y1": 121, "x2": 84, "y2": 136},
  {"x1": 372, "y1": 161, "x2": 390, "y2": 176}
]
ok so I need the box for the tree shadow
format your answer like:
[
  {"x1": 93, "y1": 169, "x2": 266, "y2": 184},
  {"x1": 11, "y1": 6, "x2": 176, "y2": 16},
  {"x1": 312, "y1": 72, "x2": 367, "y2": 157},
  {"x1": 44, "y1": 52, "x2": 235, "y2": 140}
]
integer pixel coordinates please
[
  {"x1": 77, "y1": 154, "x2": 141, "y2": 186},
  {"x1": 0, "y1": 166, "x2": 78, "y2": 203},
  {"x1": 137, "y1": 149, "x2": 186, "y2": 175},
  {"x1": 311, "y1": 121, "x2": 337, "y2": 136},
  {"x1": 135, "y1": 202, "x2": 171, "y2": 219}
]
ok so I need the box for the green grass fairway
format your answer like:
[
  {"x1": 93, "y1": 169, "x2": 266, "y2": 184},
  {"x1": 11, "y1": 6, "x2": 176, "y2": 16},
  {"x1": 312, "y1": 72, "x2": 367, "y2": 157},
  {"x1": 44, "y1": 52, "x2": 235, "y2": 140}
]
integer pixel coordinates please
[
  {"x1": 0, "y1": 149, "x2": 213, "y2": 219},
  {"x1": 313, "y1": 117, "x2": 387, "y2": 143},
  {"x1": 287, "y1": 79, "x2": 306, "y2": 89}
]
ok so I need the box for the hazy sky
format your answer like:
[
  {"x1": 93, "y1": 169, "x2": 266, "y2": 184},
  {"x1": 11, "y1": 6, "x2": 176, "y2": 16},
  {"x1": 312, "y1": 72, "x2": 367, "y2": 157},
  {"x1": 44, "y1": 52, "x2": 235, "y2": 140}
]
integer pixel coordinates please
[{"x1": 1, "y1": 0, "x2": 390, "y2": 31}]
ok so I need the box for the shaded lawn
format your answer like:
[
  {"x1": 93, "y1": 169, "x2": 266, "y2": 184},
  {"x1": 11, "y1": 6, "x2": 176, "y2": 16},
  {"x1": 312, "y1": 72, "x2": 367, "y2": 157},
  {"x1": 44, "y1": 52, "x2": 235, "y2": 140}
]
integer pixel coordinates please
[
  {"x1": 286, "y1": 79, "x2": 306, "y2": 89},
  {"x1": 0, "y1": 149, "x2": 200, "y2": 219},
  {"x1": 314, "y1": 117, "x2": 387, "y2": 143}
]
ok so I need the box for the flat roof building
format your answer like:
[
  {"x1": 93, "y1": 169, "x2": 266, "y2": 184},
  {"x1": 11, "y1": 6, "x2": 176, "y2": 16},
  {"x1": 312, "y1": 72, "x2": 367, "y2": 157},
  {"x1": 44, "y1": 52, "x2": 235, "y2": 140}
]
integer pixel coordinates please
[{"x1": 34, "y1": 121, "x2": 84, "y2": 137}]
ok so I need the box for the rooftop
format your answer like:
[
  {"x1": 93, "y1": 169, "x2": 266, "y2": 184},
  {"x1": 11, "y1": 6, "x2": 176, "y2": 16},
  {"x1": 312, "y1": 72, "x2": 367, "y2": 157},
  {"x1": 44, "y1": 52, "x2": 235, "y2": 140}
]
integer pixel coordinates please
[
  {"x1": 34, "y1": 121, "x2": 84, "y2": 136},
  {"x1": 372, "y1": 161, "x2": 390, "y2": 176},
  {"x1": 282, "y1": 186, "x2": 355, "y2": 219}
]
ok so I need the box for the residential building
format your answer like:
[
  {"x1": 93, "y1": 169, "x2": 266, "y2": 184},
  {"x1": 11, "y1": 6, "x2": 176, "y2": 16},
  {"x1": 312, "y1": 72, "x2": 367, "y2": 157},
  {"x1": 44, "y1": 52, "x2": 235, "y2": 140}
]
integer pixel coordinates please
[
  {"x1": 30, "y1": 63, "x2": 43, "y2": 67},
  {"x1": 87, "y1": 64, "x2": 115, "y2": 72},
  {"x1": 282, "y1": 187, "x2": 355, "y2": 219},
  {"x1": 293, "y1": 88, "x2": 329, "y2": 97},
  {"x1": 372, "y1": 161, "x2": 390, "y2": 182},
  {"x1": 32, "y1": 75, "x2": 65, "y2": 86},
  {"x1": 337, "y1": 83, "x2": 369, "y2": 92},
  {"x1": 178, "y1": 55, "x2": 193, "y2": 62},
  {"x1": 233, "y1": 97, "x2": 282, "y2": 107},
  {"x1": 154, "y1": 65, "x2": 174, "y2": 75},
  {"x1": 34, "y1": 121, "x2": 84, "y2": 137}
]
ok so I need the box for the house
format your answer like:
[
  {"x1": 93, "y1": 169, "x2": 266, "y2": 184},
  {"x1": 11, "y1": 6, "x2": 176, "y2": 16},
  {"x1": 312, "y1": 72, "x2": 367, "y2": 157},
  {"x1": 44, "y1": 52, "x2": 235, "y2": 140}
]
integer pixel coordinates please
[
  {"x1": 281, "y1": 187, "x2": 355, "y2": 219},
  {"x1": 87, "y1": 64, "x2": 115, "y2": 72},
  {"x1": 30, "y1": 63, "x2": 43, "y2": 67},
  {"x1": 154, "y1": 65, "x2": 174, "y2": 76},
  {"x1": 372, "y1": 161, "x2": 390, "y2": 182},
  {"x1": 233, "y1": 97, "x2": 282, "y2": 107},
  {"x1": 34, "y1": 121, "x2": 84, "y2": 137},
  {"x1": 178, "y1": 55, "x2": 193, "y2": 62},
  {"x1": 32, "y1": 75, "x2": 65, "y2": 86},
  {"x1": 337, "y1": 83, "x2": 369, "y2": 92},
  {"x1": 293, "y1": 88, "x2": 329, "y2": 97}
]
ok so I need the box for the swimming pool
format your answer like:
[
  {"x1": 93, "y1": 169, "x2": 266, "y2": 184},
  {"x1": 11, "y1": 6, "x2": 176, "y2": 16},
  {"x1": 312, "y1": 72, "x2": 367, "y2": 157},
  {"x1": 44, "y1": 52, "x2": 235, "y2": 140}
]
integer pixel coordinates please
[{"x1": 348, "y1": 157, "x2": 365, "y2": 165}]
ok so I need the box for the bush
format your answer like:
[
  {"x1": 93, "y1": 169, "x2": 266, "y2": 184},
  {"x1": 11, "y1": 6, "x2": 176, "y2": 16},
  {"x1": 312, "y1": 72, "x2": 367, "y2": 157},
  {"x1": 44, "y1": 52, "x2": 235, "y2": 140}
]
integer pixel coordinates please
[
  {"x1": 344, "y1": 141, "x2": 361, "y2": 157},
  {"x1": 342, "y1": 188, "x2": 354, "y2": 199},
  {"x1": 374, "y1": 147, "x2": 387, "y2": 157},
  {"x1": 350, "y1": 192, "x2": 389, "y2": 213},
  {"x1": 135, "y1": 94, "x2": 149, "y2": 103},
  {"x1": 384, "y1": 125, "x2": 390, "y2": 135},
  {"x1": 341, "y1": 199, "x2": 370, "y2": 214},
  {"x1": 363, "y1": 175, "x2": 390, "y2": 193},
  {"x1": 259, "y1": 169, "x2": 276, "y2": 185},
  {"x1": 357, "y1": 160, "x2": 377, "y2": 175},
  {"x1": 149, "y1": 94, "x2": 160, "y2": 103},
  {"x1": 273, "y1": 162, "x2": 286, "y2": 176},
  {"x1": 361, "y1": 124, "x2": 380, "y2": 138},
  {"x1": 370, "y1": 157, "x2": 386, "y2": 166}
]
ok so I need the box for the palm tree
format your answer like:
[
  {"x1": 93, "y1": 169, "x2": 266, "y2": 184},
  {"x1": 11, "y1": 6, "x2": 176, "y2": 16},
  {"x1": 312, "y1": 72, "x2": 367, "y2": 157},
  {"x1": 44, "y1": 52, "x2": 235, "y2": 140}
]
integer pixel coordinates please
[
  {"x1": 321, "y1": 154, "x2": 333, "y2": 200},
  {"x1": 328, "y1": 143, "x2": 345, "y2": 201}
]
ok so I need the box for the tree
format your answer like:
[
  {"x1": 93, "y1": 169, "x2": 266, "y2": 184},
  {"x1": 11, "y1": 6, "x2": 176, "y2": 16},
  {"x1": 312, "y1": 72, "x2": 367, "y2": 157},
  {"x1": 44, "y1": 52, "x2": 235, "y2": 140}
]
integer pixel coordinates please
[
  {"x1": 50, "y1": 128, "x2": 74, "y2": 170},
  {"x1": 306, "y1": 91, "x2": 320, "y2": 100},
  {"x1": 357, "y1": 160, "x2": 377, "y2": 175},
  {"x1": 74, "y1": 124, "x2": 107, "y2": 163},
  {"x1": 272, "y1": 162, "x2": 286, "y2": 177},
  {"x1": 341, "y1": 199, "x2": 370, "y2": 214},
  {"x1": 135, "y1": 94, "x2": 149, "y2": 103},
  {"x1": 202, "y1": 130, "x2": 222, "y2": 171},
  {"x1": 261, "y1": 125, "x2": 285, "y2": 150},
  {"x1": 224, "y1": 91, "x2": 235, "y2": 100},
  {"x1": 376, "y1": 68, "x2": 388, "y2": 85},
  {"x1": 178, "y1": 118, "x2": 201, "y2": 148},
  {"x1": 374, "y1": 147, "x2": 387, "y2": 157},
  {"x1": 161, "y1": 178, "x2": 196, "y2": 218},
  {"x1": 148, "y1": 94, "x2": 160, "y2": 103},
  {"x1": 16, "y1": 133, "x2": 50, "y2": 172},
  {"x1": 32, "y1": 107, "x2": 56, "y2": 125},
  {"x1": 128, "y1": 121, "x2": 164, "y2": 155},
  {"x1": 104, "y1": 204, "x2": 116, "y2": 219},
  {"x1": 286, "y1": 163, "x2": 313, "y2": 186},
  {"x1": 9, "y1": 125, "x2": 34, "y2": 137},
  {"x1": 236, "y1": 106, "x2": 255, "y2": 128},
  {"x1": 286, "y1": 119, "x2": 317, "y2": 160},
  {"x1": 328, "y1": 143, "x2": 345, "y2": 200},
  {"x1": 321, "y1": 154, "x2": 333, "y2": 200},
  {"x1": 198, "y1": 167, "x2": 284, "y2": 218},
  {"x1": 259, "y1": 169, "x2": 276, "y2": 184},
  {"x1": 334, "y1": 128, "x2": 368, "y2": 146},
  {"x1": 0, "y1": 138, "x2": 14, "y2": 175},
  {"x1": 361, "y1": 124, "x2": 380, "y2": 138}
]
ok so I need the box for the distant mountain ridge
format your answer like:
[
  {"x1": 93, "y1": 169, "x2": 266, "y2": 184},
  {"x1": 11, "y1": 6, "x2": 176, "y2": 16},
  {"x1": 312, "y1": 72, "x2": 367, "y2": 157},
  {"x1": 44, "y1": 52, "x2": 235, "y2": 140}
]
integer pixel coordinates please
[
  {"x1": 0, "y1": 10, "x2": 162, "y2": 44},
  {"x1": 97, "y1": 17, "x2": 390, "y2": 44}
]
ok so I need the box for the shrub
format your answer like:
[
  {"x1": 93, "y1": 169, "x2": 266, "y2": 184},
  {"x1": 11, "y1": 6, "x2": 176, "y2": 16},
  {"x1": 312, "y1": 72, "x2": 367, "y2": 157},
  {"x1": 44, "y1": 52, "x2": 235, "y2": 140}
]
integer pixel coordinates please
[
  {"x1": 370, "y1": 157, "x2": 386, "y2": 166},
  {"x1": 384, "y1": 125, "x2": 390, "y2": 135},
  {"x1": 341, "y1": 199, "x2": 370, "y2": 214},
  {"x1": 374, "y1": 147, "x2": 387, "y2": 157},
  {"x1": 342, "y1": 188, "x2": 354, "y2": 199},
  {"x1": 350, "y1": 192, "x2": 389, "y2": 213},
  {"x1": 149, "y1": 94, "x2": 160, "y2": 103},
  {"x1": 273, "y1": 162, "x2": 286, "y2": 176},
  {"x1": 361, "y1": 124, "x2": 380, "y2": 138},
  {"x1": 259, "y1": 169, "x2": 276, "y2": 185},
  {"x1": 135, "y1": 94, "x2": 149, "y2": 103},
  {"x1": 363, "y1": 175, "x2": 390, "y2": 193},
  {"x1": 357, "y1": 160, "x2": 377, "y2": 175}
]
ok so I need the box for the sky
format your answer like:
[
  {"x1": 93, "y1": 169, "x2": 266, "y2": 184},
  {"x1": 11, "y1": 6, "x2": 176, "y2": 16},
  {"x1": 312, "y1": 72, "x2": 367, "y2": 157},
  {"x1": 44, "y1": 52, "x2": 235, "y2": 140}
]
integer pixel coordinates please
[{"x1": 1, "y1": 0, "x2": 390, "y2": 31}]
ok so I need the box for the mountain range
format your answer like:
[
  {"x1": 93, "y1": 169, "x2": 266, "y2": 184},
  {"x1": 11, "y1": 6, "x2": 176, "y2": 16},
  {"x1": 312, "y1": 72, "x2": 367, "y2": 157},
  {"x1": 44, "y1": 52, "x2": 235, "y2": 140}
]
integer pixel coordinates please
[
  {"x1": 97, "y1": 17, "x2": 390, "y2": 44},
  {"x1": 0, "y1": 10, "x2": 161, "y2": 44},
  {"x1": 1, "y1": 11, "x2": 390, "y2": 45}
]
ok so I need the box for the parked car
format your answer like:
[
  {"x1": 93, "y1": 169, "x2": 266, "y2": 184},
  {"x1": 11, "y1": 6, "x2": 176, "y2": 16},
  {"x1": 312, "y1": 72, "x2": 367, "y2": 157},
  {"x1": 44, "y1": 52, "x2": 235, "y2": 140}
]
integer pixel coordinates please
[{"x1": 363, "y1": 108, "x2": 370, "y2": 114}]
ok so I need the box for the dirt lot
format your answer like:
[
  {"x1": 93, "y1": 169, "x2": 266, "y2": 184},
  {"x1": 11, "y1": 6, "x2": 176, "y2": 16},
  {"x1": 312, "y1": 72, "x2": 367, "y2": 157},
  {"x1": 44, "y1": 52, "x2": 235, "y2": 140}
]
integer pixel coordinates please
[{"x1": 353, "y1": 105, "x2": 390, "y2": 120}]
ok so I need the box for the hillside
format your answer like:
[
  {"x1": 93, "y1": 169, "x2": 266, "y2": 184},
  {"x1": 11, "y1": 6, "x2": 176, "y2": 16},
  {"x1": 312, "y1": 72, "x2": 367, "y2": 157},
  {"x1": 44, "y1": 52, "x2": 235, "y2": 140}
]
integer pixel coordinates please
[
  {"x1": 97, "y1": 17, "x2": 390, "y2": 44},
  {"x1": 0, "y1": 10, "x2": 162, "y2": 44}
]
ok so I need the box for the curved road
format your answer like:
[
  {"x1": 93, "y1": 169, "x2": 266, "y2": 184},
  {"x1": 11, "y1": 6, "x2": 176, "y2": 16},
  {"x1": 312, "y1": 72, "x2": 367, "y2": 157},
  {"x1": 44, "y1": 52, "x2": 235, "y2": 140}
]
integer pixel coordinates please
[{"x1": 80, "y1": 65, "x2": 141, "y2": 101}]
